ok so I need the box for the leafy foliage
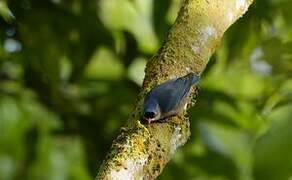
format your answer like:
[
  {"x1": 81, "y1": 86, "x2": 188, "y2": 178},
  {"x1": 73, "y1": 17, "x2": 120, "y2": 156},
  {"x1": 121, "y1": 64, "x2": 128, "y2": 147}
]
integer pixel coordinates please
[{"x1": 0, "y1": 0, "x2": 292, "y2": 179}]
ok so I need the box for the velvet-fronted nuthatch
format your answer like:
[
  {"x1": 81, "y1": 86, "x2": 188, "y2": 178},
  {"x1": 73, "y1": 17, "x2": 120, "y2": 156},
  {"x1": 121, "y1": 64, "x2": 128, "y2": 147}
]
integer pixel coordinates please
[{"x1": 142, "y1": 73, "x2": 200, "y2": 124}]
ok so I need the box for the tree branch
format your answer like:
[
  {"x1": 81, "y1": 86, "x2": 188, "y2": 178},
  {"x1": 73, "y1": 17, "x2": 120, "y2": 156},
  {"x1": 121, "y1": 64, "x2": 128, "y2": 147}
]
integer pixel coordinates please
[{"x1": 96, "y1": 0, "x2": 254, "y2": 179}]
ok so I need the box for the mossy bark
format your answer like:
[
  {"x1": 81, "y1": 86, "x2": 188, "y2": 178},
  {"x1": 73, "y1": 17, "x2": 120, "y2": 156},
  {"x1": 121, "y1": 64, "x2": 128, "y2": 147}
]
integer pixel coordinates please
[{"x1": 96, "y1": 0, "x2": 253, "y2": 179}]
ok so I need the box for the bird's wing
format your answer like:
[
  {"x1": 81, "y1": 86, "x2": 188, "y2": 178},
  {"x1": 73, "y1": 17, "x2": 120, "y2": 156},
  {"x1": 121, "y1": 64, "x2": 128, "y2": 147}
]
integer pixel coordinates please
[{"x1": 154, "y1": 76, "x2": 193, "y2": 113}]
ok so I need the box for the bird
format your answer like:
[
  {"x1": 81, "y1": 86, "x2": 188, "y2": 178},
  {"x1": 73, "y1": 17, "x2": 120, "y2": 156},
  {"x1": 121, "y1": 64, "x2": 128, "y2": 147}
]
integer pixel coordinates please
[{"x1": 142, "y1": 73, "x2": 200, "y2": 124}]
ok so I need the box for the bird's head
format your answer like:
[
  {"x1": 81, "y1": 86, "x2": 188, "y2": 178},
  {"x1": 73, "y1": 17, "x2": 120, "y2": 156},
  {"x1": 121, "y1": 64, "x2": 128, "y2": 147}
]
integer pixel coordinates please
[{"x1": 142, "y1": 97, "x2": 161, "y2": 124}]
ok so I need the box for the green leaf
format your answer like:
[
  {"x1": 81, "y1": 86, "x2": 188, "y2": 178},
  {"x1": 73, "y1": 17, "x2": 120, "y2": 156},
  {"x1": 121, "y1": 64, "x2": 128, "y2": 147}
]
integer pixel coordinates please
[
  {"x1": 0, "y1": 1, "x2": 15, "y2": 22},
  {"x1": 99, "y1": 0, "x2": 159, "y2": 53},
  {"x1": 199, "y1": 122, "x2": 253, "y2": 180},
  {"x1": 127, "y1": 57, "x2": 147, "y2": 86},
  {"x1": 84, "y1": 47, "x2": 124, "y2": 80},
  {"x1": 253, "y1": 105, "x2": 292, "y2": 180}
]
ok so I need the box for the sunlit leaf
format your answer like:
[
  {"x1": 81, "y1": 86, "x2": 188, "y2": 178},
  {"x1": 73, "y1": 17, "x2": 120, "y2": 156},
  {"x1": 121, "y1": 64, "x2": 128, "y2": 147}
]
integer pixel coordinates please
[
  {"x1": 166, "y1": 0, "x2": 181, "y2": 24},
  {"x1": 98, "y1": 0, "x2": 159, "y2": 53},
  {"x1": 0, "y1": 1, "x2": 15, "y2": 22},
  {"x1": 84, "y1": 47, "x2": 124, "y2": 80},
  {"x1": 127, "y1": 57, "x2": 146, "y2": 86}
]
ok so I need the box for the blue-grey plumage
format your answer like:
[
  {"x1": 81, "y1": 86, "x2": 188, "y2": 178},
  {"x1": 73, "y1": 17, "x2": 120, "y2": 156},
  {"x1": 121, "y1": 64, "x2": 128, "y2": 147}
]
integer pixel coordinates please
[{"x1": 142, "y1": 73, "x2": 200, "y2": 124}]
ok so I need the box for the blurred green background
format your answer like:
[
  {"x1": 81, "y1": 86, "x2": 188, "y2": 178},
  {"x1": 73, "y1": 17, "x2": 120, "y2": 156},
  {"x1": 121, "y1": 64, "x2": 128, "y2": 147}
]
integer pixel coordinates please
[{"x1": 0, "y1": 0, "x2": 292, "y2": 179}]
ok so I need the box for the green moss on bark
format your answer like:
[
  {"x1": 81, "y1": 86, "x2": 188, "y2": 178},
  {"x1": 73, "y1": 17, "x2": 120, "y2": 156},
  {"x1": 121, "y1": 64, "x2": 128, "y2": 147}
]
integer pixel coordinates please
[{"x1": 96, "y1": 0, "x2": 254, "y2": 179}]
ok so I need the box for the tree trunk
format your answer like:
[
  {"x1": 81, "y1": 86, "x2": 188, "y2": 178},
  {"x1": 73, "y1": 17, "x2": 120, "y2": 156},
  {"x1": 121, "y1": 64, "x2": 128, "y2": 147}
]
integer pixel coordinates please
[{"x1": 96, "y1": 0, "x2": 254, "y2": 179}]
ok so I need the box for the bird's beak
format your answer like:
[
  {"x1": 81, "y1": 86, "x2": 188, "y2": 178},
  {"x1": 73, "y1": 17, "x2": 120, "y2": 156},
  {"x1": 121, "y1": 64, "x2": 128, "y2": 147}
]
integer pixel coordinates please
[{"x1": 142, "y1": 118, "x2": 154, "y2": 124}]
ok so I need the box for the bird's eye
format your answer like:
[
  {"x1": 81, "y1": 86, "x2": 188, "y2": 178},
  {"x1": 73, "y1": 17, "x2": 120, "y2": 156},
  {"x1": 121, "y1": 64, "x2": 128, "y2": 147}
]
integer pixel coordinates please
[{"x1": 144, "y1": 111, "x2": 156, "y2": 119}]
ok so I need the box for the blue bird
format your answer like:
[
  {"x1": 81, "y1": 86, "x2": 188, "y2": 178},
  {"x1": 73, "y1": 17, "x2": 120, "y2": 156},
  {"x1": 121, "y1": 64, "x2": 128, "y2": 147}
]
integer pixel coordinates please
[{"x1": 142, "y1": 73, "x2": 200, "y2": 124}]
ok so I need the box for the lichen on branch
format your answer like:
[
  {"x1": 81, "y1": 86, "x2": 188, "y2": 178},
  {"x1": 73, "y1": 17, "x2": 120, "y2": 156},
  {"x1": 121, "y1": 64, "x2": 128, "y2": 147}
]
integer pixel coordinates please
[{"x1": 96, "y1": 0, "x2": 254, "y2": 179}]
